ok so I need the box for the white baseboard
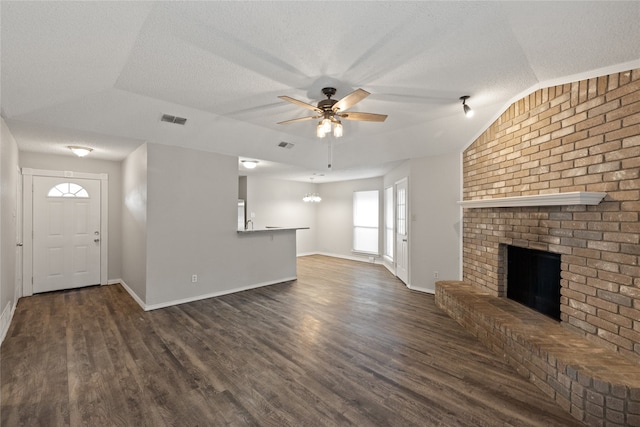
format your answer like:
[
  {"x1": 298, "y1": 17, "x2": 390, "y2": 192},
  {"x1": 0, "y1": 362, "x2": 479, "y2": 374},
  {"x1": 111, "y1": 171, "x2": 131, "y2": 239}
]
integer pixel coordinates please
[
  {"x1": 312, "y1": 251, "x2": 383, "y2": 265},
  {"x1": 0, "y1": 300, "x2": 17, "y2": 345},
  {"x1": 115, "y1": 279, "x2": 147, "y2": 310},
  {"x1": 296, "y1": 252, "x2": 317, "y2": 257},
  {"x1": 116, "y1": 277, "x2": 298, "y2": 312},
  {"x1": 382, "y1": 261, "x2": 396, "y2": 276},
  {"x1": 407, "y1": 284, "x2": 435, "y2": 295}
]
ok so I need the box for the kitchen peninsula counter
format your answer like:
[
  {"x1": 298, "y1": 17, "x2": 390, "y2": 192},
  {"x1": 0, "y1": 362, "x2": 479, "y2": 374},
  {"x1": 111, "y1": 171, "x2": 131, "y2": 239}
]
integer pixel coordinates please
[{"x1": 237, "y1": 227, "x2": 309, "y2": 234}]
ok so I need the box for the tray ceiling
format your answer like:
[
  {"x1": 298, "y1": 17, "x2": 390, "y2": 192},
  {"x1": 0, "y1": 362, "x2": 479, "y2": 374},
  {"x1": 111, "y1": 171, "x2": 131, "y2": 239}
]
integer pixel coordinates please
[{"x1": 2, "y1": 1, "x2": 639, "y2": 181}]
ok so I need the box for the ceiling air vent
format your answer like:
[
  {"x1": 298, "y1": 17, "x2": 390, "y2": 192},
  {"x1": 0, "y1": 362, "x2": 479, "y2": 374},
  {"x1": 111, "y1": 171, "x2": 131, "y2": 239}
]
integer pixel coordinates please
[
  {"x1": 278, "y1": 141, "x2": 295, "y2": 149},
  {"x1": 161, "y1": 114, "x2": 187, "y2": 125}
]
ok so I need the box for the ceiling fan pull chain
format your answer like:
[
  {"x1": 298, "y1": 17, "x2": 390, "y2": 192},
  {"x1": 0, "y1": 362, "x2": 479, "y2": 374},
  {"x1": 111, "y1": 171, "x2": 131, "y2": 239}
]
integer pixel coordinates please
[{"x1": 327, "y1": 139, "x2": 333, "y2": 170}]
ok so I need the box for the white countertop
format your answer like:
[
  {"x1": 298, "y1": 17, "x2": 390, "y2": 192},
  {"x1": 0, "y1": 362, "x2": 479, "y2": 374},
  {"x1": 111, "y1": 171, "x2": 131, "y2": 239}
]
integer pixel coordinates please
[{"x1": 237, "y1": 226, "x2": 309, "y2": 234}]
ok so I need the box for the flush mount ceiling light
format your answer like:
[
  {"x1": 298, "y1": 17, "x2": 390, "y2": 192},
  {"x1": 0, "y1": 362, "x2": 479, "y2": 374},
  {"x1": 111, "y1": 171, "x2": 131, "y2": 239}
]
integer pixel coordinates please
[
  {"x1": 303, "y1": 178, "x2": 322, "y2": 203},
  {"x1": 68, "y1": 146, "x2": 93, "y2": 157},
  {"x1": 241, "y1": 160, "x2": 259, "y2": 169},
  {"x1": 460, "y1": 95, "x2": 474, "y2": 118},
  {"x1": 278, "y1": 87, "x2": 387, "y2": 139}
]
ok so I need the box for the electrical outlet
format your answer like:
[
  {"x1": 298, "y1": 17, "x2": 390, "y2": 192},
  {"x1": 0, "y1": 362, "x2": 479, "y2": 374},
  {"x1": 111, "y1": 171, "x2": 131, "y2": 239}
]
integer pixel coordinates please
[
  {"x1": 191, "y1": 274, "x2": 198, "y2": 283},
  {"x1": 434, "y1": 271, "x2": 439, "y2": 279}
]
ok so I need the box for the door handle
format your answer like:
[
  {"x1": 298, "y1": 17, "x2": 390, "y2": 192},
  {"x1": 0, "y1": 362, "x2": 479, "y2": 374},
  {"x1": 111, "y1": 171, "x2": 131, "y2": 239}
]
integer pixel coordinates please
[
  {"x1": 17, "y1": 243, "x2": 23, "y2": 247},
  {"x1": 402, "y1": 239, "x2": 407, "y2": 242},
  {"x1": 94, "y1": 238, "x2": 100, "y2": 243}
]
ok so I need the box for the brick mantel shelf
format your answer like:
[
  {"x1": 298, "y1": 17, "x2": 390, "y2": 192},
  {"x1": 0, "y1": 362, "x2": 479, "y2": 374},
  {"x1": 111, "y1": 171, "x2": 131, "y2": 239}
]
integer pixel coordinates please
[{"x1": 458, "y1": 191, "x2": 606, "y2": 208}]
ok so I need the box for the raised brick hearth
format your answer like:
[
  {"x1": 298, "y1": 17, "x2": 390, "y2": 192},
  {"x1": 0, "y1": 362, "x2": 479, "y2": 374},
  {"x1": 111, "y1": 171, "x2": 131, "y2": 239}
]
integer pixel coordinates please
[
  {"x1": 446, "y1": 68, "x2": 640, "y2": 425},
  {"x1": 436, "y1": 281, "x2": 640, "y2": 426}
]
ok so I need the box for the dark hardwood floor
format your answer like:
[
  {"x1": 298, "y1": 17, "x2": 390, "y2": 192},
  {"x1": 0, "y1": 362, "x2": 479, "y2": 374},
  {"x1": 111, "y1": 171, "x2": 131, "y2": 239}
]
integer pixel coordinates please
[{"x1": 1, "y1": 255, "x2": 582, "y2": 426}]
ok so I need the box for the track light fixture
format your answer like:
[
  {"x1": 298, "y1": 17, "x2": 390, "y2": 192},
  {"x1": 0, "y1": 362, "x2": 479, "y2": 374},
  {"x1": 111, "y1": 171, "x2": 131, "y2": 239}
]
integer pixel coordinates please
[{"x1": 460, "y1": 96, "x2": 474, "y2": 118}]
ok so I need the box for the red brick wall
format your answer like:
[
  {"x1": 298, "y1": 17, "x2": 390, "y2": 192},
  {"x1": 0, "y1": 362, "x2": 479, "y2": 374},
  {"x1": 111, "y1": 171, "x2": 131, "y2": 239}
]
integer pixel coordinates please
[{"x1": 462, "y1": 69, "x2": 640, "y2": 361}]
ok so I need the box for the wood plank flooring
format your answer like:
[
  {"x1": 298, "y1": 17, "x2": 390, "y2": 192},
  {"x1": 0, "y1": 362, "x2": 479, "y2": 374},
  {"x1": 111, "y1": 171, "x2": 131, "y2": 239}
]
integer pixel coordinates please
[{"x1": 1, "y1": 255, "x2": 582, "y2": 426}]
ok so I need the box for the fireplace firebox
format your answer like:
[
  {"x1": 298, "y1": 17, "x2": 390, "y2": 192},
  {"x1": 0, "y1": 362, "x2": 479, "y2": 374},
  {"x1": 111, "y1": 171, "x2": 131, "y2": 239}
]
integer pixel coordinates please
[{"x1": 506, "y1": 246, "x2": 561, "y2": 321}]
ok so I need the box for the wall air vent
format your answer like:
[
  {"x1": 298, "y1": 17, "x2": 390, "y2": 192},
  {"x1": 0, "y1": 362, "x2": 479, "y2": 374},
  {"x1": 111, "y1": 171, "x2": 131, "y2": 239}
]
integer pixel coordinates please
[
  {"x1": 161, "y1": 114, "x2": 187, "y2": 125},
  {"x1": 278, "y1": 141, "x2": 295, "y2": 149}
]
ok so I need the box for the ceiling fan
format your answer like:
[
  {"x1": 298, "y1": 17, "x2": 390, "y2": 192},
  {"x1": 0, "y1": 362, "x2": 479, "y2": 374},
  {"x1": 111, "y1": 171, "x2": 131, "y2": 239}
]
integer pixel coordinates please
[{"x1": 277, "y1": 87, "x2": 387, "y2": 138}]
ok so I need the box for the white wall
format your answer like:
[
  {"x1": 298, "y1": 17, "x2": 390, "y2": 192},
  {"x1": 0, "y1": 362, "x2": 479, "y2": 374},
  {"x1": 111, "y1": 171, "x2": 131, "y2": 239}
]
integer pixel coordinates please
[
  {"x1": 316, "y1": 177, "x2": 384, "y2": 262},
  {"x1": 1, "y1": 118, "x2": 19, "y2": 342},
  {"x1": 121, "y1": 143, "x2": 148, "y2": 301},
  {"x1": 19, "y1": 151, "x2": 124, "y2": 281},
  {"x1": 246, "y1": 176, "x2": 317, "y2": 255}
]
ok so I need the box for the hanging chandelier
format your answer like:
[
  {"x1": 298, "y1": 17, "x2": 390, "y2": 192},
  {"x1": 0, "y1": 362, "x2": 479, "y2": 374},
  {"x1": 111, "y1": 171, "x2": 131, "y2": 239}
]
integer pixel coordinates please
[
  {"x1": 303, "y1": 192, "x2": 322, "y2": 203},
  {"x1": 303, "y1": 177, "x2": 322, "y2": 203}
]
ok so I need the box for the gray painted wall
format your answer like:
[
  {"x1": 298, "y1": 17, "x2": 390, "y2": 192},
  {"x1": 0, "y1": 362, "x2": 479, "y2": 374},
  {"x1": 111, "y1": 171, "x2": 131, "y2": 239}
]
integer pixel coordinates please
[
  {"x1": 1, "y1": 118, "x2": 19, "y2": 340},
  {"x1": 383, "y1": 155, "x2": 461, "y2": 292},
  {"x1": 19, "y1": 151, "x2": 123, "y2": 281},
  {"x1": 121, "y1": 143, "x2": 148, "y2": 301},
  {"x1": 246, "y1": 176, "x2": 317, "y2": 255},
  {"x1": 408, "y1": 153, "x2": 461, "y2": 292},
  {"x1": 124, "y1": 143, "x2": 297, "y2": 308},
  {"x1": 5, "y1": 135, "x2": 460, "y2": 321},
  {"x1": 316, "y1": 177, "x2": 384, "y2": 262}
]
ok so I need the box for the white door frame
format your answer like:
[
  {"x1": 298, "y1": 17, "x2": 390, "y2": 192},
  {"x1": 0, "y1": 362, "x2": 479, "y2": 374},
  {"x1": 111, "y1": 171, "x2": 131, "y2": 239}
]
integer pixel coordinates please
[
  {"x1": 22, "y1": 168, "x2": 108, "y2": 296},
  {"x1": 395, "y1": 177, "x2": 409, "y2": 286},
  {"x1": 15, "y1": 165, "x2": 23, "y2": 300}
]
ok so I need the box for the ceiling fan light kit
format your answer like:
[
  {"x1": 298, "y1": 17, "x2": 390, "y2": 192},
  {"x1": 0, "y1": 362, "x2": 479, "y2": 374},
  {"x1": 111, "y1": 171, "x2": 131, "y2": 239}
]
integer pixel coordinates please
[
  {"x1": 278, "y1": 87, "x2": 387, "y2": 139},
  {"x1": 333, "y1": 120, "x2": 343, "y2": 137}
]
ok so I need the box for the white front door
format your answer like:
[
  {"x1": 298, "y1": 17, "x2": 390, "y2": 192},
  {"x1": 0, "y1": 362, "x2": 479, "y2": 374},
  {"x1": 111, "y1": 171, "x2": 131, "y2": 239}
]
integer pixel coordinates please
[
  {"x1": 32, "y1": 176, "x2": 101, "y2": 293},
  {"x1": 395, "y1": 178, "x2": 409, "y2": 285}
]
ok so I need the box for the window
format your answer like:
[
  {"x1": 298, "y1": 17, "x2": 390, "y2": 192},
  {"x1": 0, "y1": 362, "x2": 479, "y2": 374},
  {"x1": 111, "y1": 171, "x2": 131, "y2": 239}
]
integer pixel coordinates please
[
  {"x1": 397, "y1": 186, "x2": 406, "y2": 236},
  {"x1": 384, "y1": 186, "x2": 393, "y2": 260},
  {"x1": 47, "y1": 182, "x2": 89, "y2": 198},
  {"x1": 353, "y1": 190, "x2": 379, "y2": 254}
]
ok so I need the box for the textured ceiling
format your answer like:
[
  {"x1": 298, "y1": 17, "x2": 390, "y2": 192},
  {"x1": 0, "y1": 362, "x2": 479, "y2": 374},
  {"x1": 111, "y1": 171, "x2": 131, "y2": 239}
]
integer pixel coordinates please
[{"x1": 2, "y1": 1, "x2": 639, "y2": 182}]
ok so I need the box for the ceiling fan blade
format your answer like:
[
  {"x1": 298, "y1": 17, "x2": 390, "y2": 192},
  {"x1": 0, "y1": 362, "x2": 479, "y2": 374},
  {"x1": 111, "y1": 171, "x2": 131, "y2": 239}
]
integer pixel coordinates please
[
  {"x1": 338, "y1": 112, "x2": 387, "y2": 122},
  {"x1": 277, "y1": 116, "x2": 318, "y2": 125},
  {"x1": 278, "y1": 96, "x2": 322, "y2": 113},
  {"x1": 332, "y1": 88, "x2": 370, "y2": 112}
]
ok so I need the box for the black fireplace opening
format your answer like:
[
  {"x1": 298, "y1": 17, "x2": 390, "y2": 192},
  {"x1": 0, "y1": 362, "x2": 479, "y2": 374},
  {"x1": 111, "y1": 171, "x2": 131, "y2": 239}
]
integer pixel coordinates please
[{"x1": 507, "y1": 245, "x2": 561, "y2": 321}]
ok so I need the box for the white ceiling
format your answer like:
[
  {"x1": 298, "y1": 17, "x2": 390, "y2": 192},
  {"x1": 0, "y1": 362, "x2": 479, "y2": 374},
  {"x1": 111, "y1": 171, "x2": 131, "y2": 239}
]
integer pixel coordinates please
[{"x1": 2, "y1": 1, "x2": 639, "y2": 182}]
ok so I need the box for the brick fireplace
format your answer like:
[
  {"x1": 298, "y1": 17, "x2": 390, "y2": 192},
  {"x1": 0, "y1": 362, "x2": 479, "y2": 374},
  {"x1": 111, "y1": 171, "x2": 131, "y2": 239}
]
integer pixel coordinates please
[
  {"x1": 438, "y1": 68, "x2": 640, "y2": 425},
  {"x1": 463, "y1": 68, "x2": 640, "y2": 360}
]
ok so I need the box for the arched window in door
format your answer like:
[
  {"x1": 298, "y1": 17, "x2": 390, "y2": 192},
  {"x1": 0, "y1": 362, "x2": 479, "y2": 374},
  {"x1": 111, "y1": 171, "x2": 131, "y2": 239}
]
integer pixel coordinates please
[{"x1": 47, "y1": 182, "x2": 89, "y2": 198}]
